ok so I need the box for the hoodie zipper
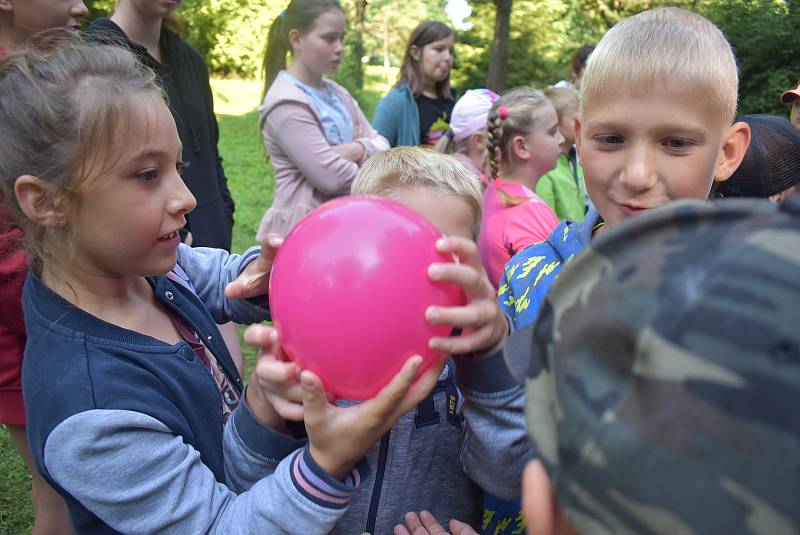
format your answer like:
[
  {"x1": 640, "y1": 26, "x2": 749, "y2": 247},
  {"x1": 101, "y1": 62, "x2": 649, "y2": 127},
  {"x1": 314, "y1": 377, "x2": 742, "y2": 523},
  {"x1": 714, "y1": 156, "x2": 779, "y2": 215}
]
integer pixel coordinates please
[{"x1": 365, "y1": 429, "x2": 391, "y2": 534}]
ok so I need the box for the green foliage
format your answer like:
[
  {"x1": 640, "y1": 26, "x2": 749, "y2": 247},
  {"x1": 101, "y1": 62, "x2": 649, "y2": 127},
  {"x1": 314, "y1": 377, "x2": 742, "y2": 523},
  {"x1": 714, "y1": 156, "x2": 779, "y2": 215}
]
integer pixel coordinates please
[{"x1": 701, "y1": 0, "x2": 799, "y2": 116}]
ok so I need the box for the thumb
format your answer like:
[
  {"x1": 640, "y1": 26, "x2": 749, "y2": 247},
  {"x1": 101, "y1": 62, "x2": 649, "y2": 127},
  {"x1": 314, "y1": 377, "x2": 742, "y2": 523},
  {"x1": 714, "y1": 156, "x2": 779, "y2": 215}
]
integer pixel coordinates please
[{"x1": 300, "y1": 370, "x2": 327, "y2": 415}]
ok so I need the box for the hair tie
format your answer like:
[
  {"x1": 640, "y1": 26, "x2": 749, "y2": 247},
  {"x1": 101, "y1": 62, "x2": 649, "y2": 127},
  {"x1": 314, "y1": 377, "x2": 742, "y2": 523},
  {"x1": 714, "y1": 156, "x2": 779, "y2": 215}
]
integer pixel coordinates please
[
  {"x1": 497, "y1": 106, "x2": 509, "y2": 120},
  {"x1": 444, "y1": 129, "x2": 454, "y2": 140}
]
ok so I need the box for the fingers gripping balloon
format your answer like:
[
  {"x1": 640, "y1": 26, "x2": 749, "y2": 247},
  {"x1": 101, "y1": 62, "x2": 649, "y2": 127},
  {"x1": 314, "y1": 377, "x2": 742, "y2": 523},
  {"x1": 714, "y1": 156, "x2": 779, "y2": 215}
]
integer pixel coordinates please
[{"x1": 269, "y1": 196, "x2": 463, "y2": 399}]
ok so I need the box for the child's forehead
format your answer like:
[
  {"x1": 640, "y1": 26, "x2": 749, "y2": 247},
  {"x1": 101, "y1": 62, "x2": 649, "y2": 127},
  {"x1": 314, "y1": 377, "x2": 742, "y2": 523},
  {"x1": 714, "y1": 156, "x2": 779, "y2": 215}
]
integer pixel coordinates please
[{"x1": 581, "y1": 84, "x2": 729, "y2": 132}]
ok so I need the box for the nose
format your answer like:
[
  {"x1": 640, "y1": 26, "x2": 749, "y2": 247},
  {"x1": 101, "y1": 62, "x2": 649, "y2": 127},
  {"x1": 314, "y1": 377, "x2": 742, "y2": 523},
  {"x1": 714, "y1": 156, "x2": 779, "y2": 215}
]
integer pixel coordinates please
[
  {"x1": 619, "y1": 143, "x2": 658, "y2": 192},
  {"x1": 72, "y1": 1, "x2": 89, "y2": 18},
  {"x1": 556, "y1": 130, "x2": 565, "y2": 146},
  {"x1": 169, "y1": 173, "x2": 197, "y2": 216}
]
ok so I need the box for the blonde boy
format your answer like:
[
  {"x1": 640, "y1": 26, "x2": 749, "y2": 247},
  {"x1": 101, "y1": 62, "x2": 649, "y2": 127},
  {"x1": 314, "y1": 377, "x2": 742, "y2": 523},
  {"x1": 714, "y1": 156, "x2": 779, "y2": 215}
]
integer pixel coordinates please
[
  {"x1": 352, "y1": 146, "x2": 483, "y2": 240},
  {"x1": 536, "y1": 86, "x2": 587, "y2": 222},
  {"x1": 258, "y1": 147, "x2": 517, "y2": 534},
  {"x1": 499, "y1": 7, "x2": 750, "y2": 330}
]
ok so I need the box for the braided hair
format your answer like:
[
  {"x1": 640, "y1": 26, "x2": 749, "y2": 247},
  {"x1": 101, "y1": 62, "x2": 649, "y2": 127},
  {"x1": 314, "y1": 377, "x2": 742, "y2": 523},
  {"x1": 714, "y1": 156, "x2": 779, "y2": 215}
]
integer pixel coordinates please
[{"x1": 483, "y1": 88, "x2": 551, "y2": 205}]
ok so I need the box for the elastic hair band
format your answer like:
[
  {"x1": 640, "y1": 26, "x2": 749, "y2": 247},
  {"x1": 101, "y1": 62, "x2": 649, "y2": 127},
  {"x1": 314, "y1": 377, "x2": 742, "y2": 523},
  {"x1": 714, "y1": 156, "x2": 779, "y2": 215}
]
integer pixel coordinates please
[{"x1": 498, "y1": 106, "x2": 509, "y2": 120}]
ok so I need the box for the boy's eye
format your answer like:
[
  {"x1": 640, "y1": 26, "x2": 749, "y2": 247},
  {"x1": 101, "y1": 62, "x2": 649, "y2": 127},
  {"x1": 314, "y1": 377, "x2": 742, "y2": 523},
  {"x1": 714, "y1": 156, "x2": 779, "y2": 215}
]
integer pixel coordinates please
[
  {"x1": 176, "y1": 160, "x2": 190, "y2": 175},
  {"x1": 663, "y1": 138, "x2": 694, "y2": 151},
  {"x1": 136, "y1": 168, "x2": 158, "y2": 181},
  {"x1": 594, "y1": 134, "x2": 624, "y2": 146}
]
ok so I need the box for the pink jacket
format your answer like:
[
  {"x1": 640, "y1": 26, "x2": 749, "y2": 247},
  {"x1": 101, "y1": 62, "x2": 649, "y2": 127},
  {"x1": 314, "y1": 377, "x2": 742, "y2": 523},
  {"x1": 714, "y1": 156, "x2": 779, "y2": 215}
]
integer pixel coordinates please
[{"x1": 257, "y1": 72, "x2": 389, "y2": 240}]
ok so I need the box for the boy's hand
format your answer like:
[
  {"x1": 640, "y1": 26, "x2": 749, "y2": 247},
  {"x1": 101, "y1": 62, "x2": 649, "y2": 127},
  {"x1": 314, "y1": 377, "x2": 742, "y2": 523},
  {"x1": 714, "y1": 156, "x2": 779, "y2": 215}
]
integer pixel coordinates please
[
  {"x1": 303, "y1": 355, "x2": 442, "y2": 480},
  {"x1": 243, "y1": 325, "x2": 302, "y2": 433},
  {"x1": 225, "y1": 234, "x2": 282, "y2": 300},
  {"x1": 392, "y1": 511, "x2": 478, "y2": 535},
  {"x1": 425, "y1": 237, "x2": 508, "y2": 356}
]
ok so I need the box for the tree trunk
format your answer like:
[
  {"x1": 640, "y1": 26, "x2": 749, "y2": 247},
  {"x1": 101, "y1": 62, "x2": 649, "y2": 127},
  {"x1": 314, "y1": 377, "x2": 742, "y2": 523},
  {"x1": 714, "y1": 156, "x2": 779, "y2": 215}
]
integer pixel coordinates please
[{"x1": 487, "y1": 0, "x2": 513, "y2": 92}]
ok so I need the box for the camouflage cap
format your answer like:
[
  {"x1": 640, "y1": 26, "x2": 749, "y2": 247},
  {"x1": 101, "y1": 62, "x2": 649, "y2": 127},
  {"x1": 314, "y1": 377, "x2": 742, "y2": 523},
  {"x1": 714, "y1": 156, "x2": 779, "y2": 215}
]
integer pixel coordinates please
[{"x1": 507, "y1": 195, "x2": 800, "y2": 534}]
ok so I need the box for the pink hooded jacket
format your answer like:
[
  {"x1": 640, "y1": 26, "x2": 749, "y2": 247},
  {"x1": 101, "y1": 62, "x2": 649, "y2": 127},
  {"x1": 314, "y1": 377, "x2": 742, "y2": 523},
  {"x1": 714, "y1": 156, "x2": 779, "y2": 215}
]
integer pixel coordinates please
[{"x1": 257, "y1": 72, "x2": 389, "y2": 240}]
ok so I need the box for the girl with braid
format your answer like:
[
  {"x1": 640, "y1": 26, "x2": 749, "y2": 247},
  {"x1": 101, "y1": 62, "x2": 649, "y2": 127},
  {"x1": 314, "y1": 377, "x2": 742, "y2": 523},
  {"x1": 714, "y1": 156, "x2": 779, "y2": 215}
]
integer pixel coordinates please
[{"x1": 477, "y1": 89, "x2": 562, "y2": 288}]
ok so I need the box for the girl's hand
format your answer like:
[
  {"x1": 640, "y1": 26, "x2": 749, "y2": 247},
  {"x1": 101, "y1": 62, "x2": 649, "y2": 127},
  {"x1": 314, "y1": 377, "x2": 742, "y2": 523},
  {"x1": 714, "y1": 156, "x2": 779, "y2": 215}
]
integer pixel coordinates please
[
  {"x1": 331, "y1": 142, "x2": 366, "y2": 163},
  {"x1": 303, "y1": 355, "x2": 442, "y2": 480},
  {"x1": 242, "y1": 325, "x2": 302, "y2": 433},
  {"x1": 225, "y1": 234, "x2": 282, "y2": 300},
  {"x1": 426, "y1": 237, "x2": 509, "y2": 356},
  {"x1": 393, "y1": 511, "x2": 478, "y2": 535}
]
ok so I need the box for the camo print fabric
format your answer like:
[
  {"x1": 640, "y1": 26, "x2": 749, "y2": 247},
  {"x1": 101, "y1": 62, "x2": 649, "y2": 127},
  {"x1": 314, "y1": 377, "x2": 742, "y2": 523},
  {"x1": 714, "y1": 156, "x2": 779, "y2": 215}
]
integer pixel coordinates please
[{"x1": 515, "y1": 197, "x2": 800, "y2": 534}]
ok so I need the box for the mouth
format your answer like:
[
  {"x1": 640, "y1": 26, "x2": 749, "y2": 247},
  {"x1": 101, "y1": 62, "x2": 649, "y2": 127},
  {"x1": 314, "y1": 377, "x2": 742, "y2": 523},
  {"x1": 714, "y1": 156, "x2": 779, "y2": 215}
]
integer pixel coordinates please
[
  {"x1": 617, "y1": 203, "x2": 657, "y2": 217},
  {"x1": 158, "y1": 230, "x2": 180, "y2": 242}
]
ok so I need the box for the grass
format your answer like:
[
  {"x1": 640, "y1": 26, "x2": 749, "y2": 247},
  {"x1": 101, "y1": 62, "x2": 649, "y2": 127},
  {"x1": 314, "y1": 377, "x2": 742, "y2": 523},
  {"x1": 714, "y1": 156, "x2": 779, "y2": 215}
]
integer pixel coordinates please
[{"x1": 0, "y1": 69, "x2": 394, "y2": 533}]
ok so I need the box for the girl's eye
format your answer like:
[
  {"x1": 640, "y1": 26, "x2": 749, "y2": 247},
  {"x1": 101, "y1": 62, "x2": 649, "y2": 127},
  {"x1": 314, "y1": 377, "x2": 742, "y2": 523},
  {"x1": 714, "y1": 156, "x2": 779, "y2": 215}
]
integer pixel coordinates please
[
  {"x1": 176, "y1": 160, "x2": 190, "y2": 175},
  {"x1": 136, "y1": 168, "x2": 158, "y2": 181}
]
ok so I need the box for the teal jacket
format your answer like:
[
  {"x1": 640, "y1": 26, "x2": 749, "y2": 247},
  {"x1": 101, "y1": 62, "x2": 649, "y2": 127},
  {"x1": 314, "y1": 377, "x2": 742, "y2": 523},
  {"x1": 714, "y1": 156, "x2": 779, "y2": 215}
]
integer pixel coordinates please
[
  {"x1": 536, "y1": 149, "x2": 586, "y2": 222},
  {"x1": 373, "y1": 83, "x2": 420, "y2": 147},
  {"x1": 498, "y1": 208, "x2": 600, "y2": 330}
]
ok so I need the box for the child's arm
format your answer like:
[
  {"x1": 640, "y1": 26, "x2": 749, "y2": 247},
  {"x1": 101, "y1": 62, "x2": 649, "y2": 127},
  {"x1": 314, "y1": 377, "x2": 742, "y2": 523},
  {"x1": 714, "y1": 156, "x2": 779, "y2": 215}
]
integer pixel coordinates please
[
  {"x1": 41, "y1": 408, "x2": 353, "y2": 533},
  {"x1": 175, "y1": 237, "x2": 282, "y2": 324},
  {"x1": 265, "y1": 103, "x2": 360, "y2": 197},
  {"x1": 425, "y1": 237, "x2": 533, "y2": 500},
  {"x1": 41, "y1": 341, "x2": 438, "y2": 533}
]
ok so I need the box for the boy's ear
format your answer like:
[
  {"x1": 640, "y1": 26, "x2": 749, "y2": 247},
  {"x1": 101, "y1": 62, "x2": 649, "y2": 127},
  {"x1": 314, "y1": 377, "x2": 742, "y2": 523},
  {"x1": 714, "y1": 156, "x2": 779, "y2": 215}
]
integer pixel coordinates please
[
  {"x1": 713, "y1": 121, "x2": 751, "y2": 183},
  {"x1": 574, "y1": 117, "x2": 583, "y2": 158},
  {"x1": 14, "y1": 175, "x2": 68, "y2": 228}
]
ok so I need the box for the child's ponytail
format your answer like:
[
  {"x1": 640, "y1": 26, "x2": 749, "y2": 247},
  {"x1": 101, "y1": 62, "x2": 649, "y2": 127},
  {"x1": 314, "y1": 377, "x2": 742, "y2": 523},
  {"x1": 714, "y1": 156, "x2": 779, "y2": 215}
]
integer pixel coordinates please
[
  {"x1": 260, "y1": 0, "x2": 344, "y2": 103},
  {"x1": 484, "y1": 107, "x2": 505, "y2": 179},
  {"x1": 432, "y1": 130, "x2": 455, "y2": 154}
]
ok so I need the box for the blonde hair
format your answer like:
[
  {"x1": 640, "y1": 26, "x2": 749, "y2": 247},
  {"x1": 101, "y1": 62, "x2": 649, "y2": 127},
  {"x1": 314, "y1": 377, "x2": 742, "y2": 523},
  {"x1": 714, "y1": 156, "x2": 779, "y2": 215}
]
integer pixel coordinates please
[
  {"x1": 543, "y1": 86, "x2": 579, "y2": 122},
  {"x1": 351, "y1": 147, "x2": 482, "y2": 239},
  {"x1": 484, "y1": 88, "x2": 551, "y2": 207},
  {"x1": 0, "y1": 34, "x2": 164, "y2": 274},
  {"x1": 484, "y1": 88, "x2": 551, "y2": 180},
  {"x1": 581, "y1": 7, "x2": 738, "y2": 126}
]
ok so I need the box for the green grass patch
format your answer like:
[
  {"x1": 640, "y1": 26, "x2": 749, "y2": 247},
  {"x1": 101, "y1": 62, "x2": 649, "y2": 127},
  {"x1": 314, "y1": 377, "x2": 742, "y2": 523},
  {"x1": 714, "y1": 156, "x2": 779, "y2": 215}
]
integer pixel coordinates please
[{"x1": 0, "y1": 428, "x2": 34, "y2": 534}]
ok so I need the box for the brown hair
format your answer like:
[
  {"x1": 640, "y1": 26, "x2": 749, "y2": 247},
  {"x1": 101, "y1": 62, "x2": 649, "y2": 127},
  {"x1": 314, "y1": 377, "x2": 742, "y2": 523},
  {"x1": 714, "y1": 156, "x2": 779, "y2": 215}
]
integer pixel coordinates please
[
  {"x1": 260, "y1": 0, "x2": 344, "y2": 101},
  {"x1": 0, "y1": 33, "x2": 164, "y2": 273},
  {"x1": 397, "y1": 21, "x2": 454, "y2": 99}
]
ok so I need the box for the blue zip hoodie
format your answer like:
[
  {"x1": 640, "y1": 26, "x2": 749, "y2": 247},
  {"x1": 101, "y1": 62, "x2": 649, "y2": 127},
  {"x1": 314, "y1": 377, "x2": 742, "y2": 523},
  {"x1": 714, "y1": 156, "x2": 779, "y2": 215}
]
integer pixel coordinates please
[
  {"x1": 22, "y1": 245, "x2": 368, "y2": 534},
  {"x1": 499, "y1": 209, "x2": 602, "y2": 330}
]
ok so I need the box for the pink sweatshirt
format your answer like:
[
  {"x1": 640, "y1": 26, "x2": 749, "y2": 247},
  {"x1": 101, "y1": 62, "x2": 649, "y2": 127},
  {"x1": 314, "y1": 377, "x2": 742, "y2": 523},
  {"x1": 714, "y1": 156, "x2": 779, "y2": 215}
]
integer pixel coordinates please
[
  {"x1": 478, "y1": 178, "x2": 559, "y2": 288},
  {"x1": 257, "y1": 72, "x2": 389, "y2": 240}
]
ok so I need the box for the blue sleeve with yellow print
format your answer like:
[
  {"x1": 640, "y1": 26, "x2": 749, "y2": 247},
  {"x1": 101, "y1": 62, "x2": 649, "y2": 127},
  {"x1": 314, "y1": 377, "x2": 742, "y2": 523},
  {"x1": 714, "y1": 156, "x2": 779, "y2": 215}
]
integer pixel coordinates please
[{"x1": 497, "y1": 219, "x2": 587, "y2": 331}]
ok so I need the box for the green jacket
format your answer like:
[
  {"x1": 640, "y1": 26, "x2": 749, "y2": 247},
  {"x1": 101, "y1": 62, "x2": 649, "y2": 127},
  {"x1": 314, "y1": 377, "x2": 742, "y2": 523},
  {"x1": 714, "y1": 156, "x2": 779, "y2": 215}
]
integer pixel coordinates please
[{"x1": 536, "y1": 150, "x2": 586, "y2": 222}]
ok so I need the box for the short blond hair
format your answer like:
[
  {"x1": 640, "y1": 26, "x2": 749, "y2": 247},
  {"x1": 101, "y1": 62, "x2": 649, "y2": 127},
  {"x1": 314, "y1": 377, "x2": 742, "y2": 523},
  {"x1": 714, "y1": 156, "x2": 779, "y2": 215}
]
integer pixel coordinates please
[
  {"x1": 544, "y1": 86, "x2": 579, "y2": 122},
  {"x1": 581, "y1": 7, "x2": 738, "y2": 126},
  {"x1": 352, "y1": 147, "x2": 483, "y2": 239}
]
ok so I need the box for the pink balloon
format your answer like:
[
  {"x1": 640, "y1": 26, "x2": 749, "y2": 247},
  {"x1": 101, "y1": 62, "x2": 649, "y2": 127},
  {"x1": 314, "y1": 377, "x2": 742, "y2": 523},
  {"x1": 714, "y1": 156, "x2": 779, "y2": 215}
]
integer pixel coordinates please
[{"x1": 269, "y1": 195, "x2": 464, "y2": 400}]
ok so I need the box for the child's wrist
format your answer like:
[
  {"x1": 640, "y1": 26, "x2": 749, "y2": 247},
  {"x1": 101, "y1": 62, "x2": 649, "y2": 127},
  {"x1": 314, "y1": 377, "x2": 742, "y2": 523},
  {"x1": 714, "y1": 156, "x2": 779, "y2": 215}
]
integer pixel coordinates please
[
  {"x1": 308, "y1": 444, "x2": 352, "y2": 481},
  {"x1": 244, "y1": 383, "x2": 287, "y2": 433}
]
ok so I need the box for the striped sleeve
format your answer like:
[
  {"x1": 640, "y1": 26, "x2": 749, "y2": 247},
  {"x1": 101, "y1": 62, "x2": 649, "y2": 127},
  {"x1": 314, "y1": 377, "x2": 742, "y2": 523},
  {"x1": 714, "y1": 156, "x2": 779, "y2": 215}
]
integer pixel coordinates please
[{"x1": 290, "y1": 445, "x2": 367, "y2": 509}]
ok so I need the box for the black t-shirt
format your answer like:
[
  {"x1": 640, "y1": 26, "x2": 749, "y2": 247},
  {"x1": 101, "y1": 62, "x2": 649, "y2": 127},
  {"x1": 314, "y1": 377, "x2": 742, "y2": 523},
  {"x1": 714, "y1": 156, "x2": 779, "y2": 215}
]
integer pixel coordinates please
[{"x1": 417, "y1": 94, "x2": 455, "y2": 147}]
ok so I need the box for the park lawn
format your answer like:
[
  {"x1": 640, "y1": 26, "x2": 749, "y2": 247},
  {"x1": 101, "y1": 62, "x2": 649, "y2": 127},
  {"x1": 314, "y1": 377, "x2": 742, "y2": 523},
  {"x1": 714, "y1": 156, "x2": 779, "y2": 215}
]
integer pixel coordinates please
[{"x1": 0, "y1": 69, "x2": 393, "y2": 533}]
